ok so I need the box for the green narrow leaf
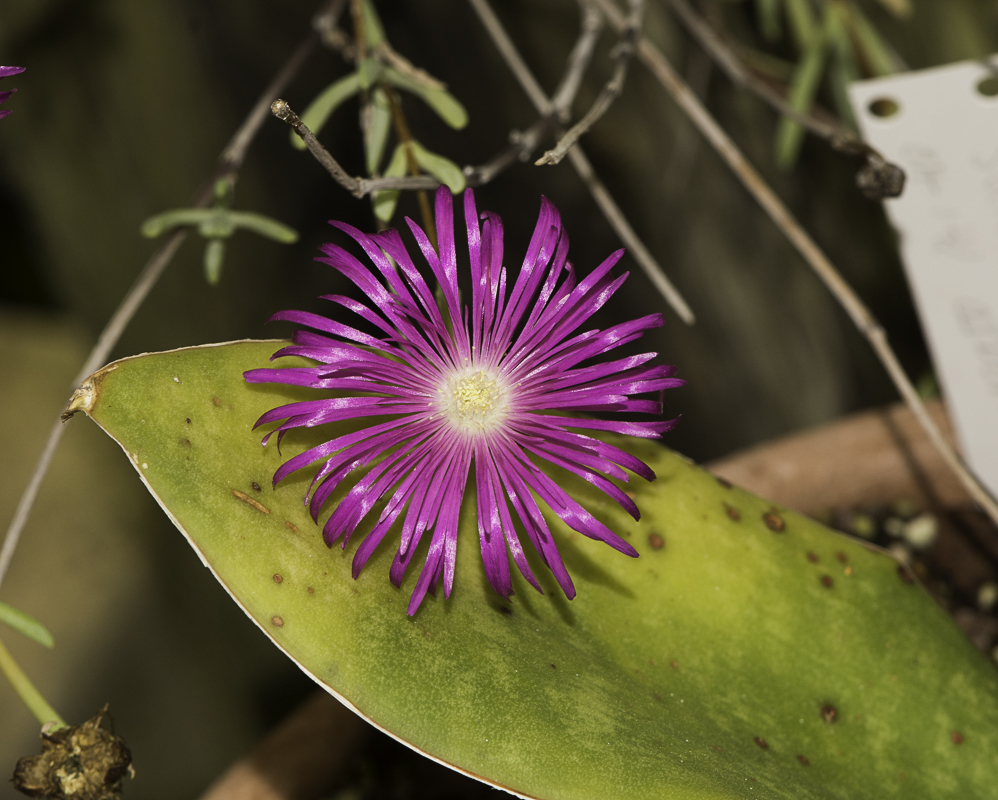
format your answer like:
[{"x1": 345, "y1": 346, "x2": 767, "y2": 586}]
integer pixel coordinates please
[
  {"x1": 756, "y1": 0, "x2": 782, "y2": 42},
  {"x1": 783, "y1": 0, "x2": 818, "y2": 50},
  {"x1": 364, "y1": 87, "x2": 393, "y2": 175},
  {"x1": 0, "y1": 602, "x2": 54, "y2": 649},
  {"x1": 197, "y1": 209, "x2": 237, "y2": 239},
  {"x1": 203, "y1": 239, "x2": 225, "y2": 285},
  {"x1": 847, "y1": 2, "x2": 901, "y2": 77},
  {"x1": 291, "y1": 73, "x2": 363, "y2": 151},
  {"x1": 227, "y1": 211, "x2": 299, "y2": 244},
  {"x1": 359, "y1": 0, "x2": 386, "y2": 49},
  {"x1": 825, "y1": 5, "x2": 860, "y2": 130},
  {"x1": 140, "y1": 208, "x2": 216, "y2": 238},
  {"x1": 409, "y1": 141, "x2": 466, "y2": 194},
  {"x1": 774, "y1": 26, "x2": 828, "y2": 169},
  {"x1": 356, "y1": 56, "x2": 383, "y2": 91},
  {"x1": 70, "y1": 341, "x2": 998, "y2": 800},
  {"x1": 382, "y1": 66, "x2": 469, "y2": 129},
  {"x1": 372, "y1": 143, "x2": 408, "y2": 223}
]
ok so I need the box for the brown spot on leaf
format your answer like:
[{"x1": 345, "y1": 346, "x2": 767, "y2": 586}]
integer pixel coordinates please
[
  {"x1": 754, "y1": 737, "x2": 768, "y2": 749},
  {"x1": 797, "y1": 754, "x2": 810, "y2": 766},
  {"x1": 212, "y1": 397, "x2": 221, "y2": 407},
  {"x1": 725, "y1": 504, "x2": 741, "y2": 521},
  {"x1": 307, "y1": 587, "x2": 314, "y2": 594},
  {"x1": 231, "y1": 489, "x2": 270, "y2": 515},
  {"x1": 185, "y1": 417, "x2": 191, "y2": 424},
  {"x1": 951, "y1": 731, "x2": 964, "y2": 745},
  {"x1": 273, "y1": 574, "x2": 283, "y2": 584},
  {"x1": 286, "y1": 521, "x2": 299, "y2": 534},
  {"x1": 648, "y1": 533, "x2": 665, "y2": 550},
  {"x1": 179, "y1": 438, "x2": 191, "y2": 448},
  {"x1": 821, "y1": 704, "x2": 838, "y2": 723},
  {"x1": 271, "y1": 616, "x2": 284, "y2": 628},
  {"x1": 763, "y1": 512, "x2": 785, "y2": 532},
  {"x1": 821, "y1": 575, "x2": 834, "y2": 588},
  {"x1": 836, "y1": 551, "x2": 848, "y2": 563},
  {"x1": 550, "y1": 663, "x2": 557, "y2": 670},
  {"x1": 671, "y1": 660, "x2": 679, "y2": 670},
  {"x1": 807, "y1": 551, "x2": 819, "y2": 563},
  {"x1": 251, "y1": 481, "x2": 262, "y2": 492}
]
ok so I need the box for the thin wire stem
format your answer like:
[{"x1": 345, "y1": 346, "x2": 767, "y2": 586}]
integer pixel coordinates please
[
  {"x1": 0, "y1": 635, "x2": 65, "y2": 729},
  {"x1": 0, "y1": 8, "x2": 333, "y2": 592},
  {"x1": 466, "y1": 0, "x2": 695, "y2": 325},
  {"x1": 590, "y1": 0, "x2": 998, "y2": 525}
]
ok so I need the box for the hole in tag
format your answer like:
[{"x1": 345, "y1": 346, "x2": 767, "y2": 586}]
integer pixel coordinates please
[
  {"x1": 976, "y1": 76, "x2": 998, "y2": 97},
  {"x1": 868, "y1": 97, "x2": 900, "y2": 118}
]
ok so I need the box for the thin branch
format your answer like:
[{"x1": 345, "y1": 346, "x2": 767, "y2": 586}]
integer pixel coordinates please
[
  {"x1": 0, "y1": 8, "x2": 335, "y2": 592},
  {"x1": 590, "y1": 0, "x2": 998, "y2": 526},
  {"x1": 536, "y1": 0, "x2": 644, "y2": 165},
  {"x1": 272, "y1": 99, "x2": 363, "y2": 197},
  {"x1": 664, "y1": 0, "x2": 904, "y2": 199},
  {"x1": 466, "y1": 0, "x2": 696, "y2": 325},
  {"x1": 297, "y1": 0, "x2": 603, "y2": 196},
  {"x1": 550, "y1": 1, "x2": 606, "y2": 118}
]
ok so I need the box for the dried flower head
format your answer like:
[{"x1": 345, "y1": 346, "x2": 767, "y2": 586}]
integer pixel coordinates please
[
  {"x1": 0, "y1": 66, "x2": 25, "y2": 120},
  {"x1": 246, "y1": 188, "x2": 683, "y2": 614}
]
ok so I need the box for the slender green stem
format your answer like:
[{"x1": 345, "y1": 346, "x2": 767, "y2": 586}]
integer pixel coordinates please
[{"x1": 0, "y1": 634, "x2": 66, "y2": 729}]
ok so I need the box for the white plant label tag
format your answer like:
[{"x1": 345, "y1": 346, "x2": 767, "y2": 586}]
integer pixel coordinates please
[{"x1": 849, "y1": 60, "x2": 998, "y2": 497}]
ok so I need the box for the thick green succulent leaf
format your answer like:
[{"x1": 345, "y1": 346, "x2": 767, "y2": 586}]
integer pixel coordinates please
[
  {"x1": 203, "y1": 238, "x2": 225, "y2": 285},
  {"x1": 783, "y1": 0, "x2": 818, "y2": 50},
  {"x1": 140, "y1": 208, "x2": 219, "y2": 238},
  {"x1": 755, "y1": 0, "x2": 782, "y2": 42},
  {"x1": 409, "y1": 140, "x2": 466, "y2": 194},
  {"x1": 364, "y1": 87, "x2": 393, "y2": 175},
  {"x1": 371, "y1": 143, "x2": 408, "y2": 222},
  {"x1": 291, "y1": 72, "x2": 363, "y2": 151},
  {"x1": 226, "y1": 211, "x2": 299, "y2": 244},
  {"x1": 847, "y1": 2, "x2": 901, "y2": 77},
  {"x1": 69, "y1": 341, "x2": 998, "y2": 800},
  {"x1": 0, "y1": 602, "x2": 54, "y2": 649},
  {"x1": 359, "y1": 0, "x2": 386, "y2": 49},
  {"x1": 382, "y1": 66, "x2": 469, "y2": 129},
  {"x1": 775, "y1": 21, "x2": 829, "y2": 169}
]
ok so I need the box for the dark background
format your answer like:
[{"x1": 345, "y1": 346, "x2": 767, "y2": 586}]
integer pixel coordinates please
[{"x1": 1, "y1": 0, "x2": 996, "y2": 796}]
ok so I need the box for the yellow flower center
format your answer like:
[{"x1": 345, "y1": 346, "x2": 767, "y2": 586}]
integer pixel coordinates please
[{"x1": 439, "y1": 367, "x2": 508, "y2": 435}]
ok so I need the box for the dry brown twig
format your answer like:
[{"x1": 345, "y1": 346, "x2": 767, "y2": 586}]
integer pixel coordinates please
[
  {"x1": 664, "y1": 0, "x2": 904, "y2": 199},
  {"x1": 588, "y1": 0, "x2": 998, "y2": 525},
  {"x1": 536, "y1": 0, "x2": 644, "y2": 165},
  {"x1": 465, "y1": 0, "x2": 696, "y2": 324},
  {"x1": 0, "y1": 0, "x2": 345, "y2": 591}
]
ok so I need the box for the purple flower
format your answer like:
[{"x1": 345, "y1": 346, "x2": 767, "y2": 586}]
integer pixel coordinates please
[
  {"x1": 0, "y1": 67, "x2": 25, "y2": 120},
  {"x1": 246, "y1": 187, "x2": 683, "y2": 615}
]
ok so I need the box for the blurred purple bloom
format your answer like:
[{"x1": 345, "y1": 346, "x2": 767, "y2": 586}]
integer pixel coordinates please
[
  {"x1": 246, "y1": 187, "x2": 683, "y2": 615},
  {"x1": 0, "y1": 67, "x2": 25, "y2": 120}
]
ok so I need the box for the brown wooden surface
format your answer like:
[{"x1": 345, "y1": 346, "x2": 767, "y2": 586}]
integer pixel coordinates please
[
  {"x1": 707, "y1": 400, "x2": 972, "y2": 516},
  {"x1": 197, "y1": 692, "x2": 368, "y2": 800}
]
